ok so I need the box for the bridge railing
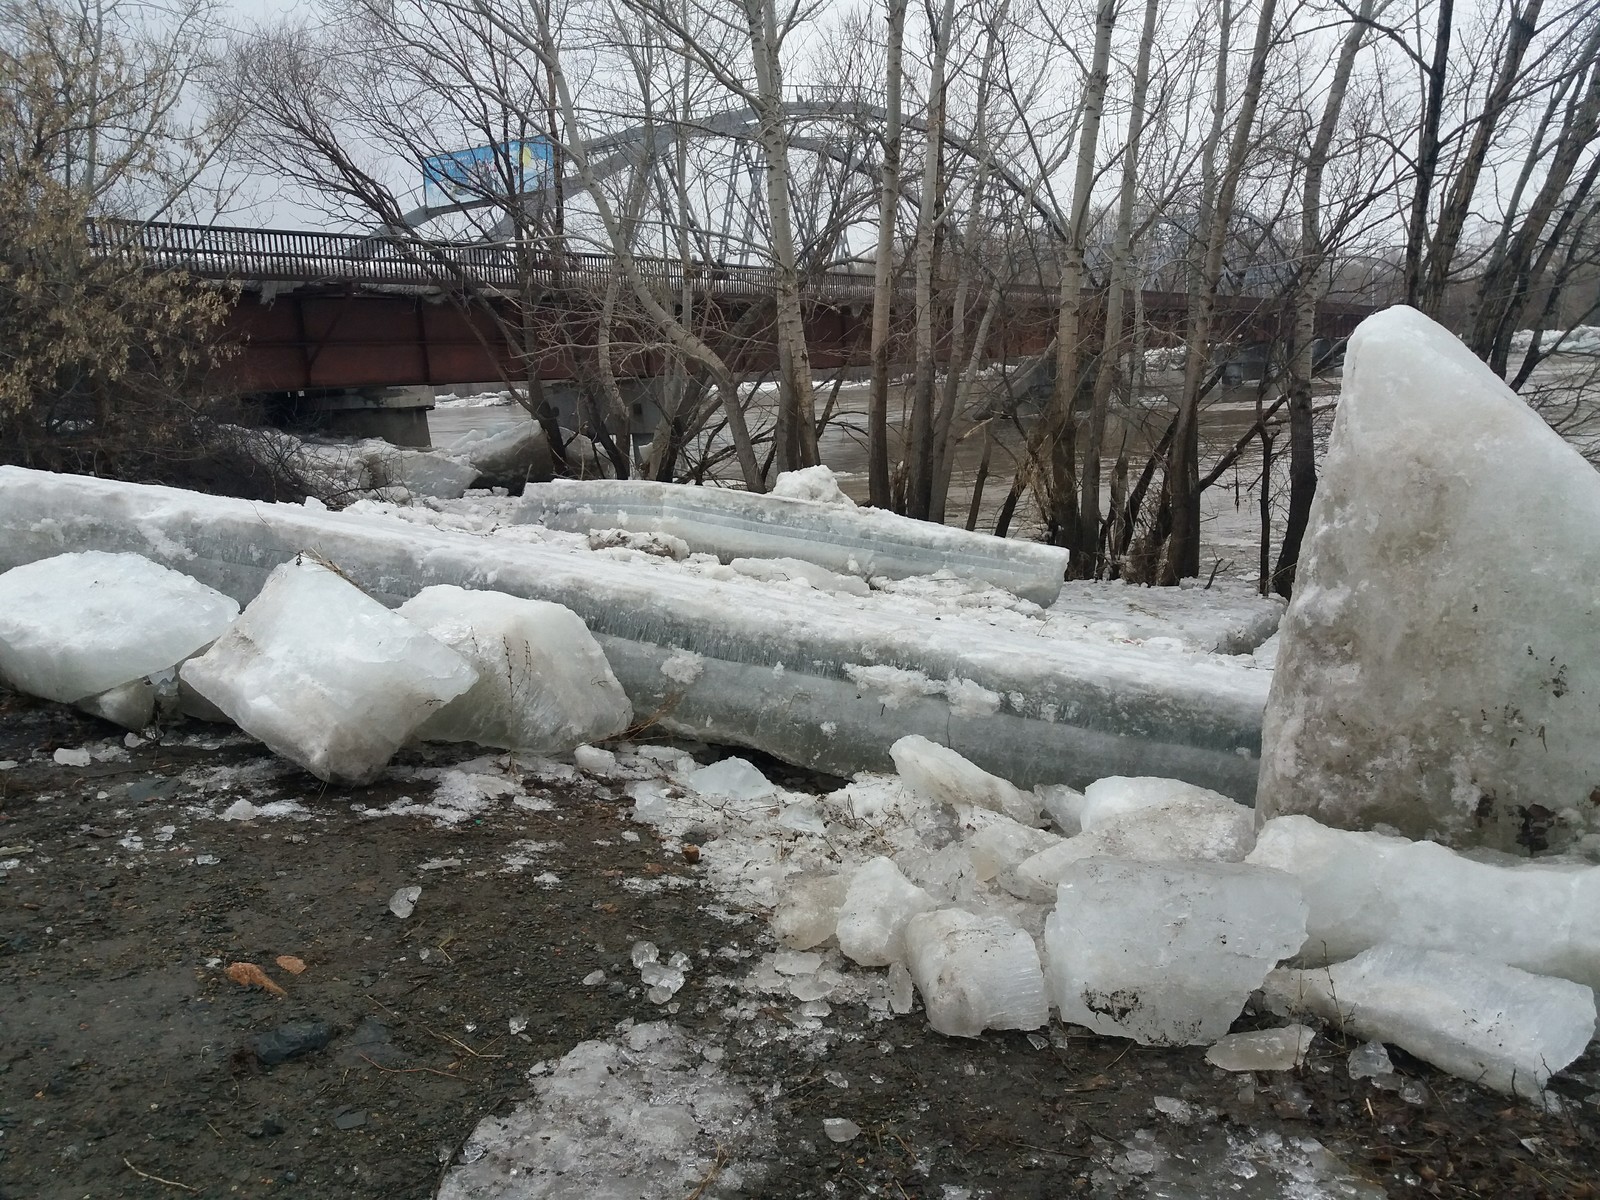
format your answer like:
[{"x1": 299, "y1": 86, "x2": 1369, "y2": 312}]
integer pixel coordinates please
[{"x1": 83, "y1": 217, "x2": 923, "y2": 301}]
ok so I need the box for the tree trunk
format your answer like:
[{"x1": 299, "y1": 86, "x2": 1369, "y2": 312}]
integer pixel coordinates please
[
  {"x1": 1274, "y1": 0, "x2": 1375, "y2": 596},
  {"x1": 867, "y1": 0, "x2": 908, "y2": 509},
  {"x1": 1076, "y1": 0, "x2": 1158, "y2": 578}
]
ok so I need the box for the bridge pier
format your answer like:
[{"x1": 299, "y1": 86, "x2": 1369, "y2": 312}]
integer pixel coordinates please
[{"x1": 268, "y1": 387, "x2": 436, "y2": 448}]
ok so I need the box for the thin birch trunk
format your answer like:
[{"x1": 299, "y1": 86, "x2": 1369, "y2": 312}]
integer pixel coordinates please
[{"x1": 867, "y1": 0, "x2": 908, "y2": 509}]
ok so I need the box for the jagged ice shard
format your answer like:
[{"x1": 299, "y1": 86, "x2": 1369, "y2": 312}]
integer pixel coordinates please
[
  {"x1": 0, "y1": 468, "x2": 1268, "y2": 795},
  {"x1": 1257, "y1": 305, "x2": 1600, "y2": 854},
  {"x1": 516, "y1": 478, "x2": 1072, "y2": 604}
]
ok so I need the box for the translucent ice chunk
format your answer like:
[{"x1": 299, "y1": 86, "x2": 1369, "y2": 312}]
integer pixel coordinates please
[
  {"x1": 76, "y1": 673, "x2": 171, "y2": 731},
  {"x1": 686, "y1": 757, "x2": 778, "y2": 805},
  {"x1": 0, "y1": 551, "x2": 237, "y2": 703},
  {"x1": 891, "y1": 736, "x2": 1039, "y2": 824},
  {"x1": 772, "y1": 873, "x2": 849, "y2": 950},
  {"x1": 518, "y1": 478, "x2": 1070, "y2": 603},
  {"x1": 964, "y1": 817, "x2": 1062, "y2": 896},
  {"x1": 1036, "y1": 783, "x2": 1087, "y2": 835},
  {"x1": 1263, "y1": 945, "x2": 1596, "y2": 1098},
  {"x1": 397, "y1": 585, "x2": 632, "y2": 754},
  {"x1": 836, "y1": 857, "x2": 936, "y2": 967},
  {"x1": 904, "y1": 909, "x2": 1050, "y2": 1038},
  {"x1": 1257, "y1": 306, "x2": 1600, "y2": 853},
  {"x1": 365, "y1": 446, "x2": 478, "y2": 499},
  {"x1": 1045, "y1": 859, "x2": 1307, "y2": 1046},
  {"x1": 729, "y1": 556, "x2": 871, "y2": 596},
  {"x1": 1204, "y1": 1026, "x2": 1314, "y2": 1072},
  {"x1": 1346, "y1": 1041, "x2": 1395, "y2": 1082},
  {"x1": 1247, "y1": 815, "x2": 1600, "y2": 990},
  {"x1": 179, "y1": 559, "x2": 476, "y2": 785}
]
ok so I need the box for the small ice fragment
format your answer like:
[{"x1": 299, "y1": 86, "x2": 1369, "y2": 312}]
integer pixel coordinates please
[
  {"x1": 509, "y1": 1016, "x2": 528, "y2": 1036},
  {"x1": 772, "y1": 873, "x2": 848, "y2": 950},
  {"x1": 887, "y1": 962, "x2": 916, "y2": 1014},
  {"x1": 836, "y1": 857, "x2": 936, "y2": 967},
  {"x1": 686, "y1": 756, "x2": 777, "y2": 804},
  {"x1": 1399, "y1": 1078, "x2": 1428, "y2": 1105},
  {"x1": 890, "y1": 736, "x2": 1038, "y2": 824},
  {"x1": 419, "y1": 857, "x2": 463, "y2": 871},
  {"x1": 646, "y1": 984, "x2": 677, "y2": 1004},
  {"x1": 1348, "y1": 1042, "x2": 1395, "y2": 1082},
  {"x1": 789, "y1": 975, "x2": 834, "y2": 1003},
  {"x1": 1205, "y1": 1025, "x2": 1315, "y2": 1072},
  {"x1": 389, "y1": 886, "x2": 422, "y2": 919},
  {"x1": 123, "y1": 733, "x2": 146, "y2": 749},
  {"x1": 573, "y1": 745, "x2": 617, "y2": 775},
  {"x1": 220, "y1": 799, "x2": 258, "y2": 822},
  {"x1": 194, "y1": 854, "x2": 221, "y2": 866},
  {"x1": 774, "y1": 950, "x2": 823, "y2": 976},
  {"x1": 631, "y1": 941, "x2": 659, "y2": 968},
  {"x1": 53, "y1": 748, "x2": 92, "y2": 767},
  {"x1": 583, "y1": 970, "x2": 606, "y2": 986},
  {"x1": 1153, "y1": 1096, "x2": 1198, "y2": 1123},
  {"x1": 799, "y1": 999, "x2": 832, "y2": 1018},
  {"x1": 822, "y1": 1117, "x2": 861, "y2": 1143},
  {"x1": 667, "y1": 951, "x2": 692, "y2": 972},
  {"x1": 824, "y1": 1070, "x2": 848, "y2": 1089}
]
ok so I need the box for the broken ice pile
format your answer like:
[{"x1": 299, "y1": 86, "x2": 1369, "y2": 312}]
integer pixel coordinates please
[
  {"x1": 397, "y1": 585, "x2": 632, "y2": 754},
  {"x1": 632, "y1": 941, "x2": 692, "y2": 1005},
  {"x1": 1257, "y1": 305, "x2": 1600, "y2": 854},
  {"x1": 515, "y1": 475, "x2": 1072, "y2": 604},
  {"x1": 0, "y1": 551, "x2": 238, "y2": 729},
  {"x1": 1265, "y1": 946, "x2": 1595, "y2": 1098},
  {"x1": 180, "y1": 558, "x2": 477, "y2": 784},
  {"x1": 1045, "y1": 858, "x2": 1307, "y2": 1046}
]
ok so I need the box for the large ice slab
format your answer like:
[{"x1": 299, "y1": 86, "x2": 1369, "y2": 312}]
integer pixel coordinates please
[
  {"x1": 517, "y1": 478, "x2": 1072, "y2": 604},
  {"x1": 0, "y1": 551, "x2": 237, "y2": 704},
  {"x1": 1264, "y1": 945, "x2": 1596, "y2": 1098},
  {"x1": 180, "y1": 559, "x2": 477, "y2": 784},
  {"x1": 397, "y1": 585, "x2": 632, "y2": 754},
  {"x1": 0, "y1": 468, "x2": 1269, "y2": 797},
  {"x1": 904, "y1": 909, "x2": 1050, "y2": 1037},
  {"x1": 1045, "y1": 859, "x2": 1306, "y2": 1045},
  {"x1": 1258, "y1": 306, "x2": 1600, "y2": 854},
  {"x1": 1247, "y1": 814, "x2": 1600, "y2": 990}
]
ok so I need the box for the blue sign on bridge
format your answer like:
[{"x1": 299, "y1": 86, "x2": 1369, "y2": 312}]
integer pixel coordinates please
[{"x1": 422, "y1": 139, "x2": 554, "y2": 208}]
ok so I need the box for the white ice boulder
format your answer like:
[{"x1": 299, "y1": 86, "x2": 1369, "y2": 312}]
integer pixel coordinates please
[
  {"x1": 0, "y1": 552, "x2": 237, "y2": 705},
  {"x1": 686, "y1": 757, "x2": 780, "y2": 806},
  {"x1": 1076, "y1": 776, "x2": 1243, "y2": 832},
  {"x1": 1257, "y1": 305, "x2": 1600, "y2": 854},
  {"x1": 891, "y1": 735, "x2": 1039, "y2": 825},
  {"x1": 1263, "y1": 945, "x2": 1596, "y2": 1098},
  {"x1": 904, "y1": 909, "x2": 1050, "y2": 1038},
  {"x1": 180, "y1": 558, "x2": 477, "y2": 784},
  {"x1": 1045, "y1": 859, "x2": 1307, "y2": 1045},
  {"x1": 452, "y1": 420, "x2": 553, "y2": 486},
  {"x1": 966, "y1": 816, "x2": 1063, "y2": 886},
  {"x1": 769, "y1": 465, "x2": 856, "y2": 506},
  {"x1": 1013, "y1": 793, "x2": 1256, "y2": 902},
  {"x1": 836, "y1": 856, "x2": 937, "y2": 967},
  {"x1": 1247, "y1": 814, "x2": 1600, "y2": 990},
  {"x1": 397, "y1": 585, "x2": 631, "y2": 754}
]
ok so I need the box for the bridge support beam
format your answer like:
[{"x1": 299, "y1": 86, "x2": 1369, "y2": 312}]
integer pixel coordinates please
[{"x1": 272, "y1": 387, "x2": 435, "y2": 448}]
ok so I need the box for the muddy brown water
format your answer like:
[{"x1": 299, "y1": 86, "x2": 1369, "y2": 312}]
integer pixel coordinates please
[{"x1": 4, "y1": 691, "x2": 1598, "y2": 1199}]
